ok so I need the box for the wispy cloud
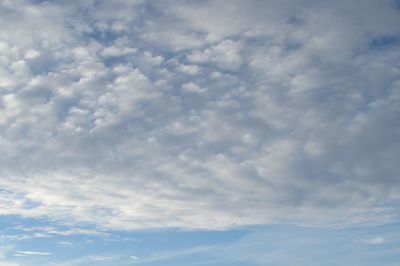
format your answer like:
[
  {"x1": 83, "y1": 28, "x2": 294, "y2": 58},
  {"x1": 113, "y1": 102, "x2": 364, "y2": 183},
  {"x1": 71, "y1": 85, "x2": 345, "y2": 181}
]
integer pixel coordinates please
[
  {"x1": 14, "y1": 226, "x2": 108, "y2": 238},
  {"x1": 362, "y1": 237, "x2": 386, "y2": 245},
  {"x1": 130, "y1": 245, "x2": 222, "y2": 264},
  {"x1": 14, "y1": 251, "x2": 51, "y2": 257},
  {"x1": 87, "y1": 255, "x2": 114, "y2": 261}
]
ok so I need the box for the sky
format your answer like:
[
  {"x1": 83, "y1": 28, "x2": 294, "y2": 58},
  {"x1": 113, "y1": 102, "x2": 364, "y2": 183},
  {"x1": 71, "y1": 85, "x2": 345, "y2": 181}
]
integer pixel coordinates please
[{"x1": 0, "y1": 0, "x2": 399, "y2": 265}]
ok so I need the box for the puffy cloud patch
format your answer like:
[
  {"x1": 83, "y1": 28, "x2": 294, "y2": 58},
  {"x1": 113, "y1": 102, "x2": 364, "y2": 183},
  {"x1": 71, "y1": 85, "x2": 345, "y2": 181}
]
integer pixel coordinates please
[{"x1": 0, "y1": 0, "x2": 399, "y2": 230}]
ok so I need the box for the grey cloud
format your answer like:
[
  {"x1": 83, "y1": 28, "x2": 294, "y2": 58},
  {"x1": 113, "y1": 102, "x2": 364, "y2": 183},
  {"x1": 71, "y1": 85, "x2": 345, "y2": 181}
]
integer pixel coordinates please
[{"x1": 0, "y1": 0, "x2": 399, "y2": 230}]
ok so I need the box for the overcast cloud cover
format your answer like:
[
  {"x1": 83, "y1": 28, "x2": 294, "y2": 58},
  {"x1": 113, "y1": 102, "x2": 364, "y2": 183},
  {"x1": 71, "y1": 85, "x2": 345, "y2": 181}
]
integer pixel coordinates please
[{"x1": 0, "y1": 0, "x2": 400, "y2": 238}]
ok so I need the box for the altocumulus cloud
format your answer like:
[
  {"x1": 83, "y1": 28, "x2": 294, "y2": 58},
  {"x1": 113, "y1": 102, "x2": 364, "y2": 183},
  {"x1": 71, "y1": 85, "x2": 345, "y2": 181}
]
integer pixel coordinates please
[{"x1": 0, "y1": 0, "x2": 399, "y2": 230}]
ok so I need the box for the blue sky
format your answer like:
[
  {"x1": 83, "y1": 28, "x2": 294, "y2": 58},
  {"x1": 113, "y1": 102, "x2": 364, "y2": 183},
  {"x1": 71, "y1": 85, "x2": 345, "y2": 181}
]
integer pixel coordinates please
[
  {"x1": 1, "y1": 217, "x2": 400, "y2": 265},
  {"x1": 0, "y1": 0, "x2": 399, "y2": 265}
]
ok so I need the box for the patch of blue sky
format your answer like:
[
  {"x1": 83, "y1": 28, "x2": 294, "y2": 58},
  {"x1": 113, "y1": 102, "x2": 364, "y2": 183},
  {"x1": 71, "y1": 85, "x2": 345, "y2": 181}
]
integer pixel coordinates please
[
  {"x1": 1, "y1": 215, "x2": 400, "y2": 265},
  {"x1": 369, "y1": 35, "x2": 400, "y2": 49}
]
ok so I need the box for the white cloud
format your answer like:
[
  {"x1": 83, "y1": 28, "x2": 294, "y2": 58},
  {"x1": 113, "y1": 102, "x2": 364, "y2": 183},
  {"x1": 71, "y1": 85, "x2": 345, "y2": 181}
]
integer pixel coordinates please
[
  {"x1": 100, "y1": 37, "x2": 137, "y2": 58},
  {"x1": 129, "y1": 245, "x2": 216, "y2": 264},
  {"x1": 181, "y1": 82, "x2": 204, "y2": 94},
  {"x1": 57, "y1": 241, "x2": 74, "y2": 247},
  {"x1": 23, "y1": 49, "x2": 40, "y2": 60},
  {"x1": 0, "y1": 0, "x2": 399, "y2": 231},
  {"x1": 362, "y1": 237, "x2": 386, "y2": 245},
  {"x1": 14, "y1": 251, "x2": 51, "y2": 257},
  {"x1": 186, "y1": 40, "x2": 242, "y2": 71},
  {"x1": 177, "y1": 64, "x2": 201, "y2": 75},
  {"x1": 88, "y1": 255, "x2": 114, "y2": 261},
  {"x1": 0, "y1": 262, "x2": 19, "y2": 266}
]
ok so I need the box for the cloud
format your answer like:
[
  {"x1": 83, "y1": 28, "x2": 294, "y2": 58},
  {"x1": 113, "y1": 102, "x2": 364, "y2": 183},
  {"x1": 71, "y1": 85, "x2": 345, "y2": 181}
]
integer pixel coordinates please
[
  {"x1": 362, "y1": 237, "x2": 386, "y2": 245},
  {"x1": 186, "y1": 40, "x2": 243, "y2": 71},
  {"x1": 14, "y1": 251, "x2": 51, "y2": 257},
  {"x1": 129, "y1": 245, "x2": 218, "y2": 264},
  {"x1": 0, "y1": 263, "x2": 19, "y2": 266},
  {"x1": 57, "y1": 241, "x2": 74, "y2": 247},
  {"x1": 11, "y1": 225, "x2": 109, "y2": 241},
  {"x1": 88, "y1": 255, "x2": 114, "y2": 261},
  {"x1": 0, "y1": 0, "x2": 399, "y2": 231}
]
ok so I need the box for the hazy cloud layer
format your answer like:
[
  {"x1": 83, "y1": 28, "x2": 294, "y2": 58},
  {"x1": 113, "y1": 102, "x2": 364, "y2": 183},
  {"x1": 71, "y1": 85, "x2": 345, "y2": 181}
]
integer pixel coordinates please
[{"x1": 0, "y1": 0, "x2": 399, "y2": 230}]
